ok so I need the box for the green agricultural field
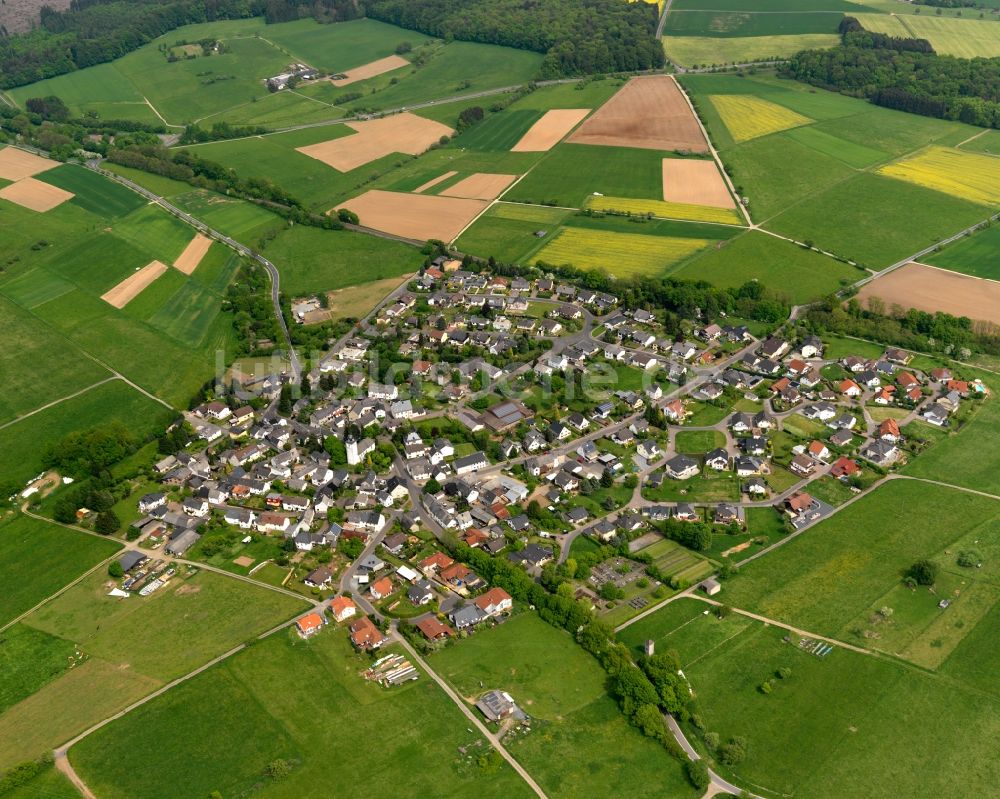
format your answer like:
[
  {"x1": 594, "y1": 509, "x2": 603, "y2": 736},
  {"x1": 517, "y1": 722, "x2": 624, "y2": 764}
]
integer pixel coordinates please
[
  {"x1": 764, "y1": 173, "x2": 990, "y2": 269},
  {"x1": 0, "y1": 379, "x2": 172, "y2": 487},
  {"x1": 213, "y1": 90, "x2": 344, "y2": 129},
  {"x1": 854, "y1": 12, "x2": 1000, "y2": 58},
  {"x1": 36, "y1": 165, "x2": 147, "y2": 218},
  {"x1": 7, "y1": 62, "x2": 148, "y2": 121},
  {"x1": 665, "y1": 10, "x2": 844, "y2": 37},
  {"x1": 0, "y1": 624, "x2": 78, "y2": 714},
  {"x1": 0, "y1": 294, "x2": 110, "y2": 424},
  {"x1": 534, "y1": 227, "x2": 711, "y2": 278},
  {"x1": 0, "y1": 515, "x2": 120, "y2": 629},
  {"x1": 664, "y1": 33, "x2": 841, "y2": 66},
  {"x1": 782, "y1": 124, "x2": 888, "y2": 169},
  {"x1": 672, "y1": 230, "x2": 863, "y2": 302},
  {"x1": 455, "y1": 204, "x2": 570, "y2": 263},
  {"x1": 430, "y1": 613, "x2": 696, "y2": 799},
  {"x1": 109, "y1": 203, "x2": 195, "y2": 264},
  {"x1": 925, "y1": 223, "x2": 1000, "y2": 280},
  {"x1": 261, "y1": 225, "x2": 424, "y2": 296},
  {"x1": 721, "y1": 480, "x2": 999, "y2": 640},
  {"x1": 506, "y1": 143, "x2": 668, "y2": 207},
  {"x1": 672, "y1": 0, "x2": 871, "y2": 10},
  {"x1": 69, "y1": 630, "x2": 534, "y2": 799},
  {"x1": 456, "y1": 108, "x2": 544, "y2": 151}
]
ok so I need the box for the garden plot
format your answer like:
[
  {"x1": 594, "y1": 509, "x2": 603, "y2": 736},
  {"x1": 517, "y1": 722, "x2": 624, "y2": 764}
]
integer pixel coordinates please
[
  {"x1": 661, "y1": 157, "x2": 735, "y2": 208},
  {"x1": 328, "y1": 54, "x2": 409, "y2": 86},
  {"x1": 100, "y1": 261, "x2": 168, "y2": 309},
  {"x1": 439, "y1": 172, "x2": 518, "y2": 200},
  {"x1": 511, "y1": 108, "x2": 591, "y2": 152},
  {"x1": 0, "y1": 178, "x2": 74, "y2": 212},
  {"x1": 567, "y1": 75, "x2": 708, "y2": 153},
  {"x1": 857, "y1": 262, "x2": 1000, "y2": 325},
  {"x1": 296, "y1": 112, "x2": 453, "y2": 172},
  {"x1": 337, "y1": 190, "x2": 487, "y2": 242},
  {"x1": 0, "y1": 147, "x2": 59, "y2": 181}
]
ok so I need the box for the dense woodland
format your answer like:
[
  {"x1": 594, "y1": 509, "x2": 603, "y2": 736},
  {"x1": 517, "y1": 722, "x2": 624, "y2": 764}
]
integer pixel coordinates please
[
  {"x1": 783, "y1": 21, "x2": 1000, "y2": 128},
  {"x1": 362, "y1": 0, "x2": 664, "y2": 77}
]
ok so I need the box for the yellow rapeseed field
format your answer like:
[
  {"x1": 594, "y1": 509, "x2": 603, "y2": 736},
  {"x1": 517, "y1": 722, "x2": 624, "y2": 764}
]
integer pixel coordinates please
[
  {"x1": 877, "y1": 146, "x2": 1000, "y2": 206},
  {"x1": 709, "y1": 95, "x2": 812, "y2": 143},
  {"x1": 584, "y1": 195, "x2": 743, "y2": 225},
  {"x1": 534, "y1": 227, "x2": 710, "y2": 278}
]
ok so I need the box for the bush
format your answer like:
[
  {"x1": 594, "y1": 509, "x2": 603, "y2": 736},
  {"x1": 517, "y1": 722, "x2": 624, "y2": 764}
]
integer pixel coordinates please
[
  {"x1": 703, "y1": 731, "x2": 720, "y2": 751},
  {"x1": 759, "y1": 680, "x2": 773, "y2": 694},
  {"x1": 108, "y1": 561, "x2": 124, "y2": 578},
  {"x1": 719, "y1": 736, "x2": 747, "y2": 766},
  {"x1": 777, "y1": 666, "x2": 791, "y2": 679},
  {"x1": 906, "y1": 559, "x2": 938, "y2": 586},
  {"x1": 685, "y1": 759, "x2": 710, "y2": 791},
  {"x1": 957, "y1": 550, "x2": 982, "y2": 568}
]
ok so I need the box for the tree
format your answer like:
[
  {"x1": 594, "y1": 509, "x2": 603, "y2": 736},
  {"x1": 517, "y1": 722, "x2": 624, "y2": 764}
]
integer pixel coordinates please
[
  {"x1": 907, "y1": 559, "x2": 938, "y2": 586},
  {"x1": 424, "y1": 478, "x2": 441, "y2": 495},
  {"x1": 685, "y1": 759, "x2": 710, "y2": 791},
  {"x1": 324, "y1": 436, "x2": 347, "y2": 466},
  {"x1": 599, "y1": 581, "x2": 625, "y2": 601},
  {"x1": 108, "y1": 561, "x2": 124, "y2": 579},
  {"x1": 95, "y1": 509, "x2": 121, "y2": 535},
  {"x1": 300, "y1": 374, "x2": 311, "y2": 397},
  {"x1": 278, "y1": 385, "x2": 293, "y2": 415},
  {"x1": 719, "y1": 736, "x2": 748, "y2": 766}
]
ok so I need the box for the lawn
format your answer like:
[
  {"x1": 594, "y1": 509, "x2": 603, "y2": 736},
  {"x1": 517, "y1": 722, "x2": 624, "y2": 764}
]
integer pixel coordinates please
[
  {"x1": 0, "y1": 515, "x2": 120, "y2": 630},
  {"x1": 720, "y1": 480, "x2": 1000, "y2": 639},
  {"x1": 926, "y1": 222, "x2": 1000, "y2": 280},
  {"x1": 675, "y1": 429, "x2": 725, "y2": 453},
  {"x1": 430, "y1": 613, "x2": 697, "y2": 799},
  {"x1": 644, "y1": 472, "x2": 741, "y2": 503},
  {"x1": 534, "y1": 227, "x2": 711, "y2": 278},
  {"x1": 69, "y1": 630, "x2": 535, "y2": 799},
  {"x1": 261, "y1": 224, "x2": 424, "y2": 296},
  {"x1": 672, "y1": 231, "x2": 863, "y2": 303}
]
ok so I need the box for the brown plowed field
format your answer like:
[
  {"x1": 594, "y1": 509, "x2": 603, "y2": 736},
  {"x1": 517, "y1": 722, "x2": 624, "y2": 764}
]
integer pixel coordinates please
[
  {"x1": 857, "y1": 262, "x2": 1000, "y2": 325},
  {"x1": 329, "y1": 55, "x2": 409, "y2": 86},
  {"x1": 0, "y1": 148, "x2": 60, "y2": 181},
  {"x1": 567, "y1": 76, "x2": 708, "y2": 153},
  {"x1": 296, "y1": 113, "x2": 453, "y2": 172},
  {"x1": 337, "y1": 190, "x2": 487, "y2": 242},
  {"x1": 0, "y1": 177, "x2": 74, "y2": 211},
  {"x1": 511, "y1": 109, "x2": 591, "y2": 152},
  {"x1": 661, "y1": 158, "x2": 735, "y2": 208},
  {"x1": 440, "y1": 173, "x2": 518, "y2": 200},
  {"x1": 173, "y1": 233, "x2": 212, "y2": 275},
  {"x1": 101, "y1": 261, "x2": 168, "y2": 309},
  {"x1": 413, "y1": 170, "x2": 457, "y2": 193}
]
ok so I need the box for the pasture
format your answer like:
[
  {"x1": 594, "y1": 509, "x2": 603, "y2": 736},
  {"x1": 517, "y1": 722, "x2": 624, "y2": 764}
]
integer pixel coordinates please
[
  {"x1": 672, "y1": 230, "x2": 862, "y2": 302},
  {"x1": 430, "y1": 613, "x2": 696, "y2": 799},
  {"x1": 925, "y1": 222, "x2": 1000, "y2": 280},
  {"x1": 262, "y1": 225, "x2": 424, "y2": 296},
  {"x1": 0, "y1": 515, "x2": 120, "y2": 629},
  {"x1": 69, "y1": 631, "x2": 535, "y2": 799},
  {"x1": 878, "y1": 146, "x2": 1000, "y2": 207},
  {"x1": 853, "y1": 13, "x2": 1000, "y2": 59},
  {"x1": 709, "y1": 95, "x2": 812, "y2": 143},
  {"x1": 534, "y1": 227, "x2": 711, "y2": 277}
]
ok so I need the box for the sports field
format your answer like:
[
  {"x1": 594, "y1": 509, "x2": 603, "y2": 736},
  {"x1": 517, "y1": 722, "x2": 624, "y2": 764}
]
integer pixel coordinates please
[
  {"x1": 429, "y1": 613, "x2": 695, "y2": 798},
  {"x1": 709, "y1": 94, "x2": 812, "y2": 142},
  {"x1": 853, "y1": 13, "x2": 1000, "y2": 59},
  {"x1": 878, "y1": 146, "x2": 1000, "y2": 206},
  {"x1": 69, "y1": 631, "x2": 535, "y2": 799},
  {"x1": 534, "y1": 227, "x2": 711, "y2": 277}
]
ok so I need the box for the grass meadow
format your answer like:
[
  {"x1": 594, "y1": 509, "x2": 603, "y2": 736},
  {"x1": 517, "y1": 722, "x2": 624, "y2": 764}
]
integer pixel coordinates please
[
  {"x1": 430, "y1": 613, "x2": 697, "y2": 799},
  {"x1": 70, "y1": 630, "x2": 535, "y2": 799},
  {"x1": 925, "y1": 223, "x2": 1000, "y2": 280},
  {"x1": 0, "y1": 624, "x2": 78, "y2": 715}
]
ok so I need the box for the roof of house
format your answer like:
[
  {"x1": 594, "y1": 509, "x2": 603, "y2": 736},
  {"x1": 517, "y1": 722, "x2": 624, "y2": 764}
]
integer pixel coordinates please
[
  {"x1": 416, "y1": 616, "x2": 454, "y2": 639},
  {"x1": 296, "y1": 612, "x2": 325, "y2": 634},
  {"x1": 330, "y1": 596, "x2": 356, "y2": 616}
]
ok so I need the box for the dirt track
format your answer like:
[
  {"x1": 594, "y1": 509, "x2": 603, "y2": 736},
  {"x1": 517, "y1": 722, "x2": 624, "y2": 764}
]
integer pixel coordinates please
[
  {"x1": 296, "y1": 113, "x2": 453, "y2": 172},
  {"x1": 173, "y1": 233, "x2": 212, "y2": 274},
  {"x1": 661, "y1": 158, "x2": 735, "y2": 208},
  {"x1": 511, "y1": 108, "x2": 590, "y2": 152},
  {"x1": 440, "y1": 172, "x2": 518, "y2": 200},
  {"x1": 0, "y1": 177, "x2": 73, "y2": 211},
  {"x1": 101, "y1": 261, "x2": 167, "y2": 309},
  {"x1": 567, "y1": 76, "x2": 708, "y2": 153},
  {"x1": 329, "y1": 55, "x2": 409, "y2": 86},
  {"x1": 337, "y1": 190, "x2": 487, "y2": 242},
  {"x1": 858, "y1": 262, "x2": 1000, "y2": 325}
]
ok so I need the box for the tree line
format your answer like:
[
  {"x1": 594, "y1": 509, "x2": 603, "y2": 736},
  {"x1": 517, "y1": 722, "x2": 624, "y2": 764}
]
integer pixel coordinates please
[
  {"x1": 782, "y1": 20, "x2": 1000, "y2": 128},
  {"x1": 361, "y1": 0, "x2": 664, "y2": 78}
]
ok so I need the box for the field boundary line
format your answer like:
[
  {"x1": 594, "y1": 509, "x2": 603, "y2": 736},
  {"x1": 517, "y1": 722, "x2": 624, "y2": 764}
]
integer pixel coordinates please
[
  {"x1": 0, "y1": 376, "x2": 117, "y2": 432},
  {"x1": 615, "y1": 585, "x2": 697, "y2": 632},
  {"x1": 143, "y1": 96, "x2": 182, "y2": 129},
  {"x1": 957, "y1": 129, "x2": 990, "y2": 149},
  {"x1": 684, "y1": 624, "x2": 751, "y2": 669},
  {"x1": 393, "y1": 630, "x2": 551, "y2": 799},
  {"x1": 908, "y1": 259, "x2": 1000, "y2": 286}
]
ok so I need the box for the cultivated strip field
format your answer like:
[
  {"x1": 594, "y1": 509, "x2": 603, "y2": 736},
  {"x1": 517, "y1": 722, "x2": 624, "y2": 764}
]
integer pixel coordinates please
[
  {"x1": 337, "y1": 190, "x2": 487, "y2": 241},
  {"x1": 0, "y1": 178, "x2": 74, "y2": 212},
  {"x1": 583, "y1": 194, "x2": 742, "y2": 225},
  {"x1": 534, "y1": 227, "x2": 710, "y2": 277},
  {"x1": 709, "y1": 94, "x2": 812, "y2": 142},
  {"x1": 100, "y1": 260, "x2": 168, "y2": 308},
  {"x1": 853, "y1": 13, "x2": 1000, "y2": 59},
  {"x1": 329, "y1": 54, "x2": 409, "y2": 86},
  {"x1": 661, "y1": 157, "x2": 735, "y2": 208},
  {"x1": 857, "y1": 262, "x2": 1000, "y2": 325},
  {"x1": 296, "y1": 113, "x2": 453, "y2": 172},
  {"x1": 172, "y1": 233, "x2": 212, "y2": 275},
  {"x1": 439, "y1": 172, "x2": 518, "y2": 200},
  {"x1": 568, "y1": 75, "x2": 709, "y2": 153},
  {"x1": 877, "y1": 146, "x2": 1000, "y2": 206},
  {"x1": 511, "y1": 108, "x2": 591, "y2": 152},
  {"x1": 412, "y1": 170, "x2": 457, "y2": 193},
  {"x1": 0, "y1": 147, "x2": 59, "y2": 180}
]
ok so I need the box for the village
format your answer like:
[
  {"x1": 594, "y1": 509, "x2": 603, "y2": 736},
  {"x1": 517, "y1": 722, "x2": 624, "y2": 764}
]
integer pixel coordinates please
[{"x1": 102, "y1": 257, "x2": 990, "y2": 726}]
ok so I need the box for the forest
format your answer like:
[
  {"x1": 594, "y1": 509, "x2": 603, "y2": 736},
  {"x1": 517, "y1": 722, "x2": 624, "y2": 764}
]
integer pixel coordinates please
[
  {"x1": 362, "y1": 0, "x2": 664, "y2": 77},
  {"x1": 782, "y1": 23, "x2": 1000, "y2": 128}
]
